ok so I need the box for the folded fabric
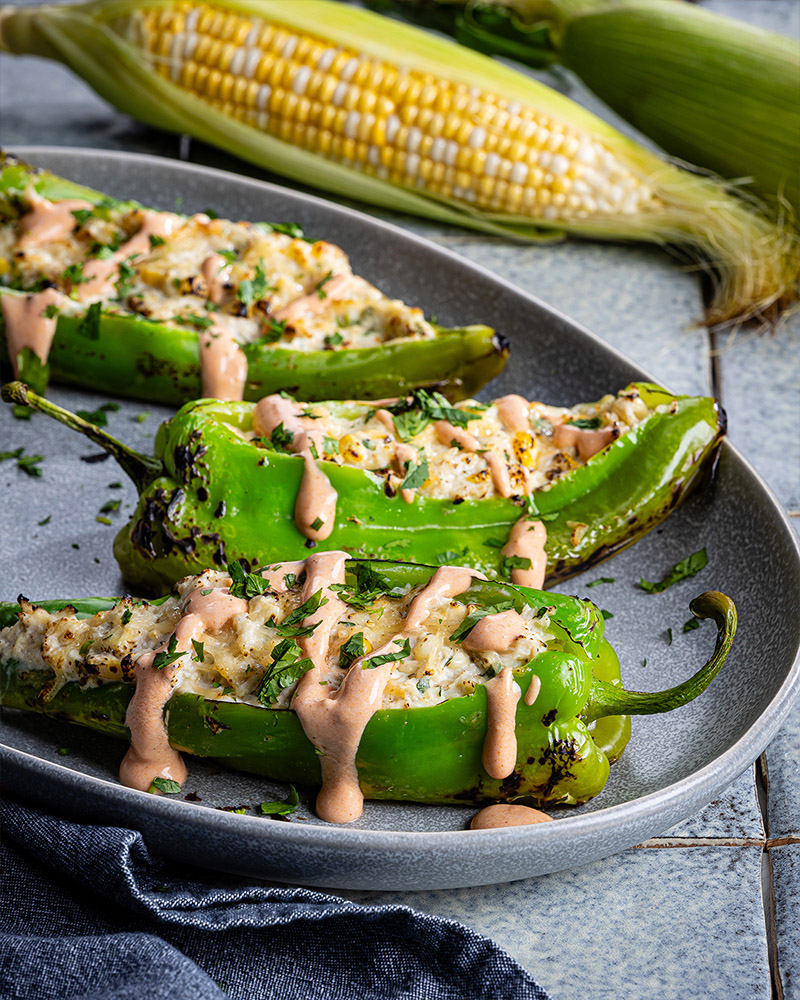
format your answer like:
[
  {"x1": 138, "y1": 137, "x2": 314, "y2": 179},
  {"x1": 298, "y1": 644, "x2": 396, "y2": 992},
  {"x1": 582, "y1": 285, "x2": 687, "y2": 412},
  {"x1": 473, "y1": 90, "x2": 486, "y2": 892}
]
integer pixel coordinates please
[{"x1": 0, "y1": 799, "x2": 550, "y2": 1000}]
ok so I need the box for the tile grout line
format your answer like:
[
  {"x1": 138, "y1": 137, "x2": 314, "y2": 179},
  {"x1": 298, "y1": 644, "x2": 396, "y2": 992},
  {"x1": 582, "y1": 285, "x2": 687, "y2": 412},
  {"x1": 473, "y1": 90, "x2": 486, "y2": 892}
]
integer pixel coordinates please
[{"x1": 759, "y1": 755, "x2": 786, "y2": 1000}]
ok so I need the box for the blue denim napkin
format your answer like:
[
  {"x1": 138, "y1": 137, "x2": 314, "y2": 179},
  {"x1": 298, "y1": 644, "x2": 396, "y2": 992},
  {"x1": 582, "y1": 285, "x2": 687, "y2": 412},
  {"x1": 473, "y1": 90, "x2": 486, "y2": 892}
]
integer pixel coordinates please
[{"x1": 0, "y1": 799, "x2": 550, "y2": 1000}]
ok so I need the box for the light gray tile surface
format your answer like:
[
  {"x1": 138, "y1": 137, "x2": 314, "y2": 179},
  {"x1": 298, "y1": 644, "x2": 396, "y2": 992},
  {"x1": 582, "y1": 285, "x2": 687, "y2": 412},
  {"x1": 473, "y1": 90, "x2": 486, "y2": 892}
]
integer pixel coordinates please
[
  {"x1": 659, "y1": 766, "x2": 764, "y2": 841},
  {"x1": 767, "y1": 697, "x2": 800, "y2": 841},
  {"x1": 772, "y1": 845, "x2": 800, "y2": 1000},
  {"x1": 339, "y1": 845, "x2": 771, "y2": 1000},
  {"x1": 713, "y1": 318, "x2": 800, "y2": 510}
]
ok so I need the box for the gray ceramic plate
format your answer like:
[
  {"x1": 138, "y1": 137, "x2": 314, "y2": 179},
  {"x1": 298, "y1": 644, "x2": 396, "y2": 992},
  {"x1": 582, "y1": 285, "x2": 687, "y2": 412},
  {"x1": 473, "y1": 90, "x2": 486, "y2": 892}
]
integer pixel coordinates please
[{"x1": 2, "y1": 147, "x2": 799, "y2": 891}]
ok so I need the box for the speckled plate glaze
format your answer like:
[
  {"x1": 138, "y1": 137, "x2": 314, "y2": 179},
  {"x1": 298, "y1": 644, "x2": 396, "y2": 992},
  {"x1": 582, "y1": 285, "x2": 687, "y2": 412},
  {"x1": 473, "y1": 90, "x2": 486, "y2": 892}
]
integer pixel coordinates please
[{"x1": 2, "y1": 148, "x2": 799, "y2": 891}]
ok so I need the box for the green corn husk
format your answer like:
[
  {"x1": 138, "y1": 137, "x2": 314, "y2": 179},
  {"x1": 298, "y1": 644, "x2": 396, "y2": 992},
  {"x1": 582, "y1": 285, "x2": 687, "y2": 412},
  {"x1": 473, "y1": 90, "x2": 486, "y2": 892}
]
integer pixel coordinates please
[
  {"x1": 0, "y1": 0, "x2": 797, "y2": 327},
  {"x1": 387, "y1": 0, "x2": 800, "y2": 215}
]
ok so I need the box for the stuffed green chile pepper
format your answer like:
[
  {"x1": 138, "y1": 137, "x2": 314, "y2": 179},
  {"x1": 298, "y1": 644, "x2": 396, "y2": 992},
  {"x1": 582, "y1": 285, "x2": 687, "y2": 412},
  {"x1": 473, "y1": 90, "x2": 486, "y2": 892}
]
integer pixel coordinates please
[
  {"x1": 2, "y1": 379, "x2": 724, "y2": 595},
  {"x1": 0, "y1": 555, "x2": 736, "y2": 824},
  {"x1": 0, "y1": 152, "x2": 506, "y2": 403}
]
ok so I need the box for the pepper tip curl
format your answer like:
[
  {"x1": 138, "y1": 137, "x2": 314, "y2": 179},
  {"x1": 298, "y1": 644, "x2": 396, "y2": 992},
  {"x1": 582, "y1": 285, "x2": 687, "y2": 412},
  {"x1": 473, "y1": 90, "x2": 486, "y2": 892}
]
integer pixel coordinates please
[{"x1": 584, "y1": 590, "x2": 737, "y2": 722}]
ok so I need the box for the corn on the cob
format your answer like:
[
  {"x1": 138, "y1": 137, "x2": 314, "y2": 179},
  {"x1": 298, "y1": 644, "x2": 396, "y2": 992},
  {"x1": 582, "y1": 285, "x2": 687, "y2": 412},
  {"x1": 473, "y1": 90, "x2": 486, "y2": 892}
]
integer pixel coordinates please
[
  {"x1": 0, "y1": 0, "x2": 796, "y2": 326},
  {"x1": 401, "y1": 0, "x2": 800, "y2": 215}
]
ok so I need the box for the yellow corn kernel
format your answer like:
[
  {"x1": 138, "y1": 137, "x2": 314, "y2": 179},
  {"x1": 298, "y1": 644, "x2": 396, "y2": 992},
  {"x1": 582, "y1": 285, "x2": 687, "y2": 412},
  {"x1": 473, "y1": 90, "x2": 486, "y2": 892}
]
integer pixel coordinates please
[
  {"x1": 339, "y1": 435, "x2": 364, "y2": 463},
  {"x1": 513, "y1": 431, "x2": 537, "y2": 468}
]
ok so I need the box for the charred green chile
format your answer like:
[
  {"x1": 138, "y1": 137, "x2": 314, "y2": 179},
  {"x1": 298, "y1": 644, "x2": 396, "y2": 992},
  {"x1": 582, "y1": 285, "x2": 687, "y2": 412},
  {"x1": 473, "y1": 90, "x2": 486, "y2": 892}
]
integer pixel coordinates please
[
  {"x1": 0, "y1": 560, "x2": 737, "y2": 808},
  {"x1": 0, "y1": 153, "x2": 507, "y2": 403},
  {"x1": 1, "y1": 380, "x2": 724, "y2": 595}
]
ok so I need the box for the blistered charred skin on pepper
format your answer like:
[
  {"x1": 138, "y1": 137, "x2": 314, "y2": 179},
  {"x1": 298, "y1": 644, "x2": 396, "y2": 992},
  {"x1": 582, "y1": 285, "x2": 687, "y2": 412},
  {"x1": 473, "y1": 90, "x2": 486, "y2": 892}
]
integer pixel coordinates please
[{"x1": 0, "y1": 153, "x2": 506, "y2": 403}]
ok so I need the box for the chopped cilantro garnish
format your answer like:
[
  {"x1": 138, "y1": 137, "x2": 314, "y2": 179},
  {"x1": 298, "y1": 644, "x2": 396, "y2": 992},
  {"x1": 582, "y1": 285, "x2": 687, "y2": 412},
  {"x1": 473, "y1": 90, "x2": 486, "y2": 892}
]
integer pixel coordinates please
[
  {"x1": 175, "y1": 312, "x2": 214, "y2": 330},
  {"x1": 16, "y1": 452, "x2": 44, "y2": 478},
  {"x1": 450, "y1": 601, "x2": 515, "y2": 643},
  {"x1": 238, "y1": 258, "x2": 271, "y2": 307},
  {"x1": 283, "y1": 572, "x2": 297, "y2": 589},
  {"x1": 263, "y1": 318, "x2": 288, "y2": 343},
  {"x1": 257, "y1": 639, "x2": 314, "y2": 705},
  {"x1": 259, "y1": 784, "x2": 300, "y2": 816},
  {"x1": 71, "y1": 207, "x2": 93, "y2": 226},
  {"x1": 148, "y1": 776, "x2": 181, "y2": 795},
  {"x1": 57, "y1": 747, "x2": 70, "y2": 756},
  {"x1": 324, "y1": 331, "x2": 344, "y2": 348},
  {"x1": 600, "y1": 609, "x2": 614, "y2": 620},
  {"x1": 135, "y1": 411, "x2": 150, "y2": 423},
  {"x1": 217, "y1": 248, "x2": 237, "y2": 265},
  {"x1": 330, "y1": 562, "x2": 400, "y2": 611},
  {"x1": 228, "y1": 561, "x2": 269, "y2": 599},
  {"x1": 76, "y1": 401, "x2": 118, "y2": 427},
  {"x1": 192, "y1": 639, "x2": 205, "y2": 662},
  {"x1": 269, "y1": 590, "x2": 327, "y2": 638},
  {"x1": 42, "y1": 303, "x2": 60, "y2": 319},
  {"x1": 148, "y1": 234, "x2": 166, "y2": 248},
  {"x1": 315, "y1": 270, "x2": 334, "y2": 298},
  {"x1": 267, "y1": 221, "x2": 305, "y2": 239},
  {"x1": 566, "y1": 417, "x2": 602, "y2": 430},
  {"x1": 387, "y1": 390, "x2": 481, "y2": 441},
  {"x1": 63, "y1": 262, "x2": 86, "y2": 286},
  {"x1": 499, "y1": 554, "x2": 531, "y2": 579},
  {"x1": 683, "y1": 618, "x2": 700, "y2": 633},
  {"x1": 339, "y1": 631, "x2": 365, "y2": 669},
  {"x1": 586, "y1": 577, "x2": 615, "y2": 588},
  {"x1": 99, "y1": 499, "x2": 121, "y2": 514},
  {"x1": 310, "y1": 515, "x2": 323, "y2": 531},
  {"x1": 362, "y1": 637, "x2": 411, "y2": 669},
  {"x1": 152, "y1": 634, "x2": 185, "y2": 670},
  {"x1": 78, "y1": 639, "x2": 94, "y2": 656},
  {"x1": 114, "y1": 258, "x2": 137, "y2": 299},
  {"x1": 77, "y1": 301, "x2": 102, "y2": 340},
  {"x1": 639, "y1": 548, "x2": 708, "y2": 594},
  {"x1": 266, "y1": 422, "x2": 294, "y2": 453},
  {"x1": 323, "y1": 436, "x2": 340, "y2": 455},
  {"x1": 37, "y1": 515, "x2": 51, "y2": 526},
  {"x1": 484, "y1": 537, "x2": 506, "y2": 549},
  {"x1": 121, "y1": 608, "x2": 133, "y2": 625},
  {"x1": 400, "y1": 456, "x2": 429, "y2": 491}
]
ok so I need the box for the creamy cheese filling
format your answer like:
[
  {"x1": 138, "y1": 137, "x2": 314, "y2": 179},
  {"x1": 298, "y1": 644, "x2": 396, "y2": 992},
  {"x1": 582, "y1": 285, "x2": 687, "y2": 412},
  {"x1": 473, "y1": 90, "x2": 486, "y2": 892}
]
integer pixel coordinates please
[
  {"x1": 0, "y1": 190, "x2": 435, "y2": 353},
  {"x1": 0, "y1": 567, "x2": 552, "y2": 712},
  {"x1": 245, "y1": 386, "x2": 654, "y2": 503}
]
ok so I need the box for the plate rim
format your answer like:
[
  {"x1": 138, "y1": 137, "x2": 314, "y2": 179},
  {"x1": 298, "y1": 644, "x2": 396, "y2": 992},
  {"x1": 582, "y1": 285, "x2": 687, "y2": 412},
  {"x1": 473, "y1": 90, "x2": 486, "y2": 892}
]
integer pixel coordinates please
[{"x1": 3, "y1": 144, "x2": 800, "y2": 867}]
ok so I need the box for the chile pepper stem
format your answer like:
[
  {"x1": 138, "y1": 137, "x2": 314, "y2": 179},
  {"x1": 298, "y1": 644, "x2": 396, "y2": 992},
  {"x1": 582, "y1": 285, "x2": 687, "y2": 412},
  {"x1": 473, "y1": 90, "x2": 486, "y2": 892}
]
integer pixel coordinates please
[
  {"x1": 584, "y1": 591, "x2": 737, "y2": 721},
  {"x1": 1, "y1": 381, "x2": 163, "y2": 492}
]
